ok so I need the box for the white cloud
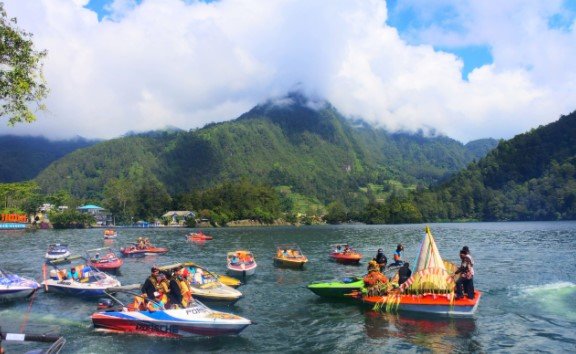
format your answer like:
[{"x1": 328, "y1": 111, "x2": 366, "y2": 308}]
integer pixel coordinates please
[{"x1": 1, "y1": 0, "x2": 575, "y2": 142}]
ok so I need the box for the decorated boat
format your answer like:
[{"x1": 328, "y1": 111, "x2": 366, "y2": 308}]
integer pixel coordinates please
[
  {"x1": 42, "y1": 255, "x2": 121, "y2": 297},
  {"x1": 0, "y1": 267, "x2": 40, "y2": 301},
  {"x1": 274, "y1": 244, "x2": 308, "y2": 269},
  {"x1": 226, "y1": 250, "x2": 257, "y2": 278},
  {"x1": 329, "y1": 243, "x2": 363, "y2": 264},
  {"x1": 103, "y1": 229, "x2": 117, "y2": 239},
  {"x1": 120, "y1": 242, "x2": 169, "y2": 257},
  {"x1": 159, "y1": 262, "x2": 243, "y2": 305},
  {"x1": 352, "y1": 226, "x2": 482, "y2": 316},
  {"x1": 91, "y1": 285, "x2": 252, "y2": 337},
  {"x1": 307, "y1": 276, "x2": 364, "y2": 298},
  {"x1": 186, "y1": 231, "x2": 213, "y2": 241},
  {"x1": 44, "y1": 244, "x2": 71, "y2": 261},
  {"x1": 86, "y1": 247, "x2": 124, "y2": 272}
]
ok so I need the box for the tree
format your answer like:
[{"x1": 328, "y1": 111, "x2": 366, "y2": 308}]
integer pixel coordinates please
[{"x1": 0, "y1": 2, "x2": 48, "y2": 125}]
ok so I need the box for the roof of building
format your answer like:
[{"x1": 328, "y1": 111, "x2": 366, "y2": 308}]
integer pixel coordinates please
[{"x1": 77, "y1": 204, "x2": 105, "y2": 210}]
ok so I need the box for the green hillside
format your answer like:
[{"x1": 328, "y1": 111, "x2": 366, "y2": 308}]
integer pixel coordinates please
[{"x1": 415, "y1": 111, "x2": 576, "y2": 221}]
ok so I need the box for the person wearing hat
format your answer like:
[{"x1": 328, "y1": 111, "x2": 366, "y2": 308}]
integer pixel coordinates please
[
  {"x1": 363, "y1": 260, "x2": 389, "y2": 296},
  {"x1": 389, "y1": 244, "x2": 405, "y2": 267},
  {"x1": 141, "y1": 266, "x2": 162, "y2": 299},
  {"x1": 147, "y1": 291, "x2": 167, "y2": 311}
]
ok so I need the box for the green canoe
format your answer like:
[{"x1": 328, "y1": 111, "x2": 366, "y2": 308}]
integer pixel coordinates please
[{"x1": 307, "y1": 276, "x2": 365, "y2": 298}]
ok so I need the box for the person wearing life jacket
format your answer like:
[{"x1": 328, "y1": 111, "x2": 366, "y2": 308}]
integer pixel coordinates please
[
  {"x1": 129, "y1": 295, "x2": 147, "y2": 311},
  {"x1": 389, "y1": 244, "x2": 404, "y2": 267},
  {"x1": 169, "y1": 267, "x2": 192, "y2": 308},
  {"x1": 141, "y1": 266, "x2": 168, "y2": 299},
  {"x1": 147, "y1": 291, "x2": 166, "y2": 311},
  {"x1": 363, "y1": 260, "x2": 389, "y2": 296}
]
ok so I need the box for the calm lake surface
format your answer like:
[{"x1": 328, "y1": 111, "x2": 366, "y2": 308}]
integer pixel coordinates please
[{"x1": 1, "y1": 222, "x2": 576, "y2": 353}]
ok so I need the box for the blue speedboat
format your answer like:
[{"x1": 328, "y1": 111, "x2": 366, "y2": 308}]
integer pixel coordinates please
[{"x1": 0, "y1": 267, "x2": 40, "y2": 301}]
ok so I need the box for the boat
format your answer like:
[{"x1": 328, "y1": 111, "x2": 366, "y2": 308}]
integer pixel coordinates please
[
  {"x1": 91, "y1": 285, "x2": 252, "y2": 337},
  {"x1": 103, "y1": 229, "x2": 117, "y2": 239},
  {"x1": 273, "y1": 243, "x2": 308, "y2": 269},
  {"x1": 226, "y1": 250, "x2": 257, "y2": 278},
  {"x1": 86, "y1": 247, "x2": 124, "y2": 272},
  {"x1": 329, "y1": 243, "x2": 363, "y2": 264},
  {"x1": 41, "y1": 255, "x2": 121, "y2": 297},
  {"x1": 307, "y1": 276, "x2": 365, "y2": 298},
  {"x1": 120, "y1": 242, "x2": 169, "y2": 257},
  {"x1": 0, "y1": 267, "x2": 41, "y2": 301},
  {"x1": 159, "y1": 262, "x2": 243, "y2": 305},
  {"x1": 351, "y1": 226, "x2": 482, "y2": 316},
  {"x1": 44, "y1": 244, "x2": 71, "y2": 261},
  {"x1": 186, "y1": 231, "x2": 213, "y2": 241}
]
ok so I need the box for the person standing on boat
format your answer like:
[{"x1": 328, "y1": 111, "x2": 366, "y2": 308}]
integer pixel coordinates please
[
  {"x1": 363, "y1": 260, "x2": 389, "y2": 296},
  {"x1": 373, "y1": 249, "x2": 388, "y2": 271},
  {"x1": 454, "y1": 249, "x2": 475, "y2": 299},
  {"x1": 398, "y1": 262, "x2": 412, "y2": 285},
  {"x1": 389, "y1": 244, "x2": 404, "y2": 267}
]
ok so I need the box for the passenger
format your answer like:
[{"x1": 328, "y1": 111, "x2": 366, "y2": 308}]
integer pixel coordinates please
[
  {"x1": 147, "y1": 291, "x2": 166, "y2": 311},
  {"x1": 169, "y1": 267, "x2": 192, "y2": 308},
  {"x1": 231, "y1": 254, "x2": 239, "y2": 264},
  {"x1": 398, "y1": 262, "x2": 412, "y2": 285},
  {"x1": 129, "y1": 295, "x2": 147, "y2": 311},
  {"x1": 336, "y1": 245, "x2": 342, "y2": 253},
  {"x1": 389, "y1": 244, "x2": 404, "y2": 267},
  {"x1": 141, "y1": 267, "x2": 163, "y2": 299},
  {"x1": 363, "y1": 260, "x2": 389, "y2": 296},
  {"x1": 455, "y1": 249, "x2": 475, "y2": 299},
  {"x1": 373, "y1": 248, "x2": 388, "y2": 271},
  {"x1": 68, "y1": 267, "x2": 79, "y2": 281},
  {"x1": 343, "y1": 244, "x2": 351, "y2": 254},
  {"x1": 193, "y1": 268, "x2": 204, "y2": 284}
]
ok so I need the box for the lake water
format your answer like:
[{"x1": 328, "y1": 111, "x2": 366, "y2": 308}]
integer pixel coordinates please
[{"x1": 1, "y1": 222, "x2": 576, "y2": 353}]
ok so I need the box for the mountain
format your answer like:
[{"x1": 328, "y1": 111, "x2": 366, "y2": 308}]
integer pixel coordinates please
[
  {"x1": 416, "y1": 110, "x2": 576, "y2": 221},
  {"x1": 0, "y1": 135, "x2": 98, "y2": 182},
  {"x1": 33, "y1": 94, "x2": 497, "y2": 205}
]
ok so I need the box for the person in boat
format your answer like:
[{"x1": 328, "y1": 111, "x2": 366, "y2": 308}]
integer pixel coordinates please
[
  {"x1": 169, "y1": 267, "x2": 192, "y2": 308},
  {"x1": 398, "y1": 262, "x2": 412, "y2": 285},
  {"x1": 343, "y1": 244, "x2": 351, "y2": 254},
  {"x1": 68, "y1": 267, "x2": 80, "y2": 281},
  {"x1": 363, "y1": 260, "x2": 389, "y2": 296},
  {"x1": 373, "y1": 248, "x2": 388, "y2": 271},
  {"x1": 147, "y1": 291, "x2": 167, "y2": 311},
  {"x1": 389, "y1": 244, "x2": 404, "y2": 267},
  {"x1": 335, "y1": 245, "x2": 342, "y2": 253},
  {"x1": 142, "y1": 267, "x2": 170, "y2": 299},
  {"x1": 454, "y1": 249, "x2": 475, "y2": 299}
]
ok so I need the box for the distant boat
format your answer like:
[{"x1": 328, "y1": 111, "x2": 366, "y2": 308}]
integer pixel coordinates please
[
  {"x1": 273, "y1": 243, "x2": 308, "y2": 269},
  {"x1": 120, "y1": 242, "x2": 168, "y2": 257},
  {"x1": 186, "y1": 231, "x2": 213, "y2": 241},
  {"x1": 44, "y1": 244, "x2": 71, "y2": 261},
  {"x1": 86, "y1": 247, "x2": 124, "y2": 272},
  {"x1": 103, "y1": 229, "x2": 117, "y2": 239},
  {"x1": 329, "y1": 243, "x2": 362, "y2": 264},
  {"x1": 226, "y1": 250, "x2": 257, "y2": 278}
]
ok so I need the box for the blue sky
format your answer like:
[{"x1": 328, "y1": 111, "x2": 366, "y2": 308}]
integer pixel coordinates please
[{"x1": 3, "y1": 0, "x2": 576, "y2": 142}]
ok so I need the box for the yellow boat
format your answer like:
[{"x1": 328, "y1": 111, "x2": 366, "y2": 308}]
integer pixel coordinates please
[{"x1": 274, "y1": 244, "x2": 308, "y2": 269}]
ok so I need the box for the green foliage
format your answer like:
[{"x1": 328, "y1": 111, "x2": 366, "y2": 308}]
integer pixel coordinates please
[
  {"x1": 0, "y1": 2, "x2": 48, "y2": 125},
  {"x1": 0, "y1": 180, "x2": 39, "y2": 211},
  {"x1": 48, "y1": 209, "x2": 95, "y2": 229}
]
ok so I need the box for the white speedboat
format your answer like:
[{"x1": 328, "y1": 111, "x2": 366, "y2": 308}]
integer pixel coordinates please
[
  {"x1": 0, "y1": 267, "x2": 40, "y2": 301},
  {"x1": 91, "y1": 286, "x2": 251, "y2": 337},
  {"x1": 42, "y1": 255, "x2": 121, "y2": 298},
  {"x1": 44, "y1": 243, "x2": 71, "y2": 261},
  {"x1": 226, "y1": 250, "x2": 257, "y2": 278}
]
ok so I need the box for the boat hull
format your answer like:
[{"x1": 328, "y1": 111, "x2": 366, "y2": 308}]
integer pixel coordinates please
[
  {"x1": 120, "y1": 247, "x2": 168, "y2": 257},
  {"x1": 89, "y1": 259, "x2": 124, "y2": 272},
  {"x1": 361, "y1": 291, "x2": 482, "y2": 316},
  {"x1": 0, "y1": 287, "x2": 39, "y2": 301},
  {"x1": 91, "y1": 306, "x2": 251, "y2": 337},
  {"x1": 329, "y1": 253, "x2": 362, "y2": 264},
  {"x1": 226, "y1": 264, "x2": 256, "y2": 278},
  {"x1": 273, "y1": 257, "x2": 308, "y2": 269},
  {"x1": 307, "y1": 278, "x2": 365, "y2": 298}
]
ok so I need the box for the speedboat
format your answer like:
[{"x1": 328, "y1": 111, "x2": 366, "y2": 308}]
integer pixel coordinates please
[
  {"x1": 159, "y1": 262, "x2": 243, "y2": 305},
  {"x1": 186, "y1": 231, "x2": 213, "y2": 241},
  {"x1": 226, "y1": 250, "x2": 257, "y2": 278},
  {"x1": 103, "y1": 229, "x2": 117, "y2": 239},
  {"x1": 307, "y1": 276, "x2": 365, "y2": 298},
  {"x1": 273, "y1": 243, "x2": 308, "y2": 269},
  {"x1": 0, "y1": 267, "x2": 40, "y2": 301},
  {"x1": 91, "y1": 285, "x2": 252, "y2": 337},
  {"x1": 44, "y1": 244, "x2": 71, "y2": 261},
  {"x1": 120, "y1": 242, "x2": 168, "y2": 257},
  {"x1": 329, "y1": 243, "x2": 362, "y2": 264},
  {"x1": 42, "y1": 255, "x2": 121, "y2": 297},
  {"x1": 86, "y1": 247, "x2": 124, "y2": 272}
]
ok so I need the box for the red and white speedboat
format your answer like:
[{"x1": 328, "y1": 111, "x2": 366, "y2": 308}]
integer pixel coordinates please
[
  {"x1": 186, "y1": 231, "x2": 213, "y2": 241},
  {"x1": 91, "y1": 286, "x2": 251, "y2": 337},
  {"x1": 103, "y1": 229, "x2": 117, "y2": 239},
  {"x1": 86, "y1": 247, "x2": 124, "y2": 272},
  {"x1": 226, "y1": 250, "x2": 257, "y2": 278}
]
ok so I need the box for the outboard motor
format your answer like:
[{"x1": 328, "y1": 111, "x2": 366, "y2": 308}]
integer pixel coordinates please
[{"x1": 97, "y1": 298, "x2": 114, "y2": 310}]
